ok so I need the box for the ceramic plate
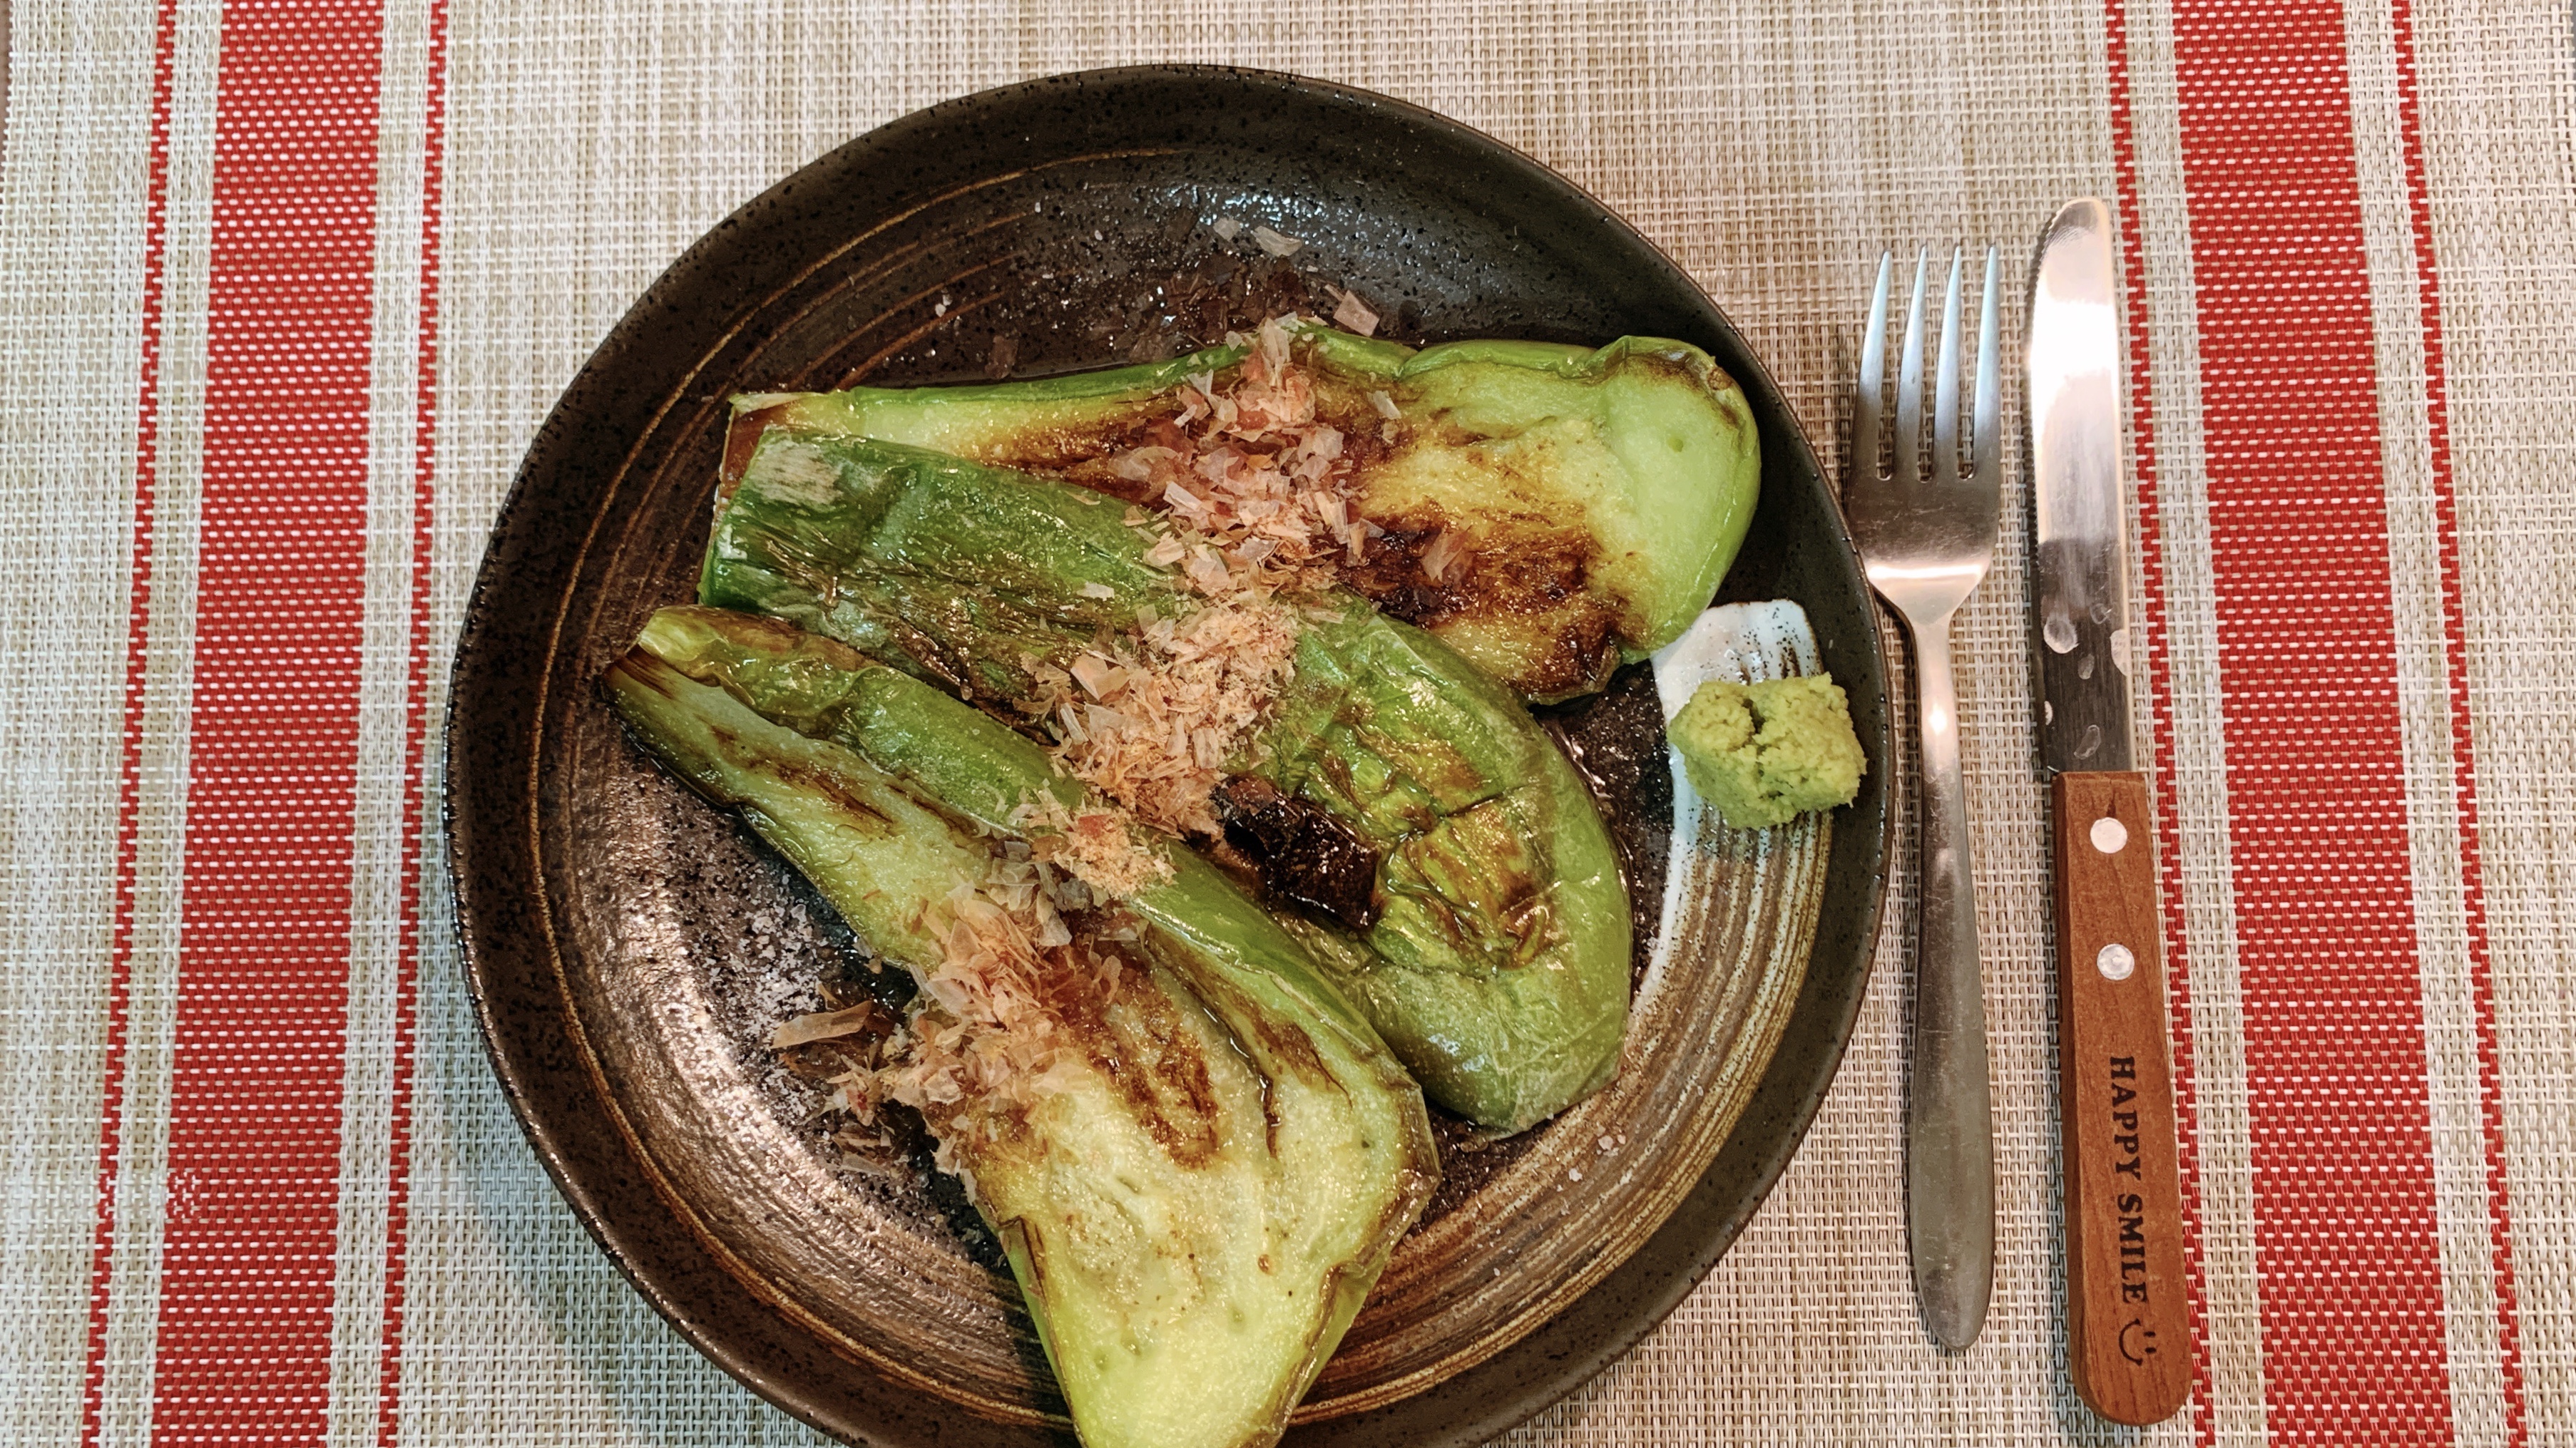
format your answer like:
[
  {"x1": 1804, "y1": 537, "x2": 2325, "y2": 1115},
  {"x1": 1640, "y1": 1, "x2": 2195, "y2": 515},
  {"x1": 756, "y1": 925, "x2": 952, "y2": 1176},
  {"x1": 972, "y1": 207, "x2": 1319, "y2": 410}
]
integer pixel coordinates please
[{"x1": 447, "y1": 66, "x2": 1888, "y2": 1447}]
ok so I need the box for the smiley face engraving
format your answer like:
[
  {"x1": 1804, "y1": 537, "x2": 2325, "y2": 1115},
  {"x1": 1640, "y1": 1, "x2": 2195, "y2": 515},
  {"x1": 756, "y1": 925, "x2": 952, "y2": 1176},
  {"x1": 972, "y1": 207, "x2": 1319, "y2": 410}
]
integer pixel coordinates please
[{"x1": 2120, "y1": 1317, "x2": 2160, "y2": 1364}]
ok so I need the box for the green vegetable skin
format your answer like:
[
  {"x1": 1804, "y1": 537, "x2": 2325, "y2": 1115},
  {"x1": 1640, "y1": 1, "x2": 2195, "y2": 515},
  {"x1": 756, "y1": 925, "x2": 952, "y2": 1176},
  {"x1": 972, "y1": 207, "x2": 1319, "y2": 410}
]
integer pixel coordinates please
[
  {"x1": 702, "y1": 437, "x2": 1632, "y2": 1132},
  {"x1": 728, "y1": 324, "x2": 1762, "y2": 703},
  {"x1": 603, "y1": 605, "x2": 1438, "y2": 1448}
]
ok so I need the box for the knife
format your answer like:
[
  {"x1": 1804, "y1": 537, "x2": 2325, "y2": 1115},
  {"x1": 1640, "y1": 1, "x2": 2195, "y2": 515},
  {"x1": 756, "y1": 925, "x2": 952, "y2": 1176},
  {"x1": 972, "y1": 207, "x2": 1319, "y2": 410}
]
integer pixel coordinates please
[{"x1": 2029, "y1": 197, "x2": 2190, "y2": 1425}]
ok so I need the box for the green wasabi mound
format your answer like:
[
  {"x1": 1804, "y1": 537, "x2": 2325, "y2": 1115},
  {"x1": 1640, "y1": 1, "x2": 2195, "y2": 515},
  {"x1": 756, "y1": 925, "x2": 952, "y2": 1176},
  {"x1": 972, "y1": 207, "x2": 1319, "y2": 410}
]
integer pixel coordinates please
[{"x1": 1668, "y1": 674, "x2": 1866, "y2": 830}]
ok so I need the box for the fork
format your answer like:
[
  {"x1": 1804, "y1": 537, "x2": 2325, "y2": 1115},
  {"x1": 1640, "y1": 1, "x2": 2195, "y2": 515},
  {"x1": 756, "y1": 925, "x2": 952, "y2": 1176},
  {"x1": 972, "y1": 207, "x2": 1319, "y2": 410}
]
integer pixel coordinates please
[{"x1": 1849, "y1": 246, "x2": 2003, "y2": 1350}]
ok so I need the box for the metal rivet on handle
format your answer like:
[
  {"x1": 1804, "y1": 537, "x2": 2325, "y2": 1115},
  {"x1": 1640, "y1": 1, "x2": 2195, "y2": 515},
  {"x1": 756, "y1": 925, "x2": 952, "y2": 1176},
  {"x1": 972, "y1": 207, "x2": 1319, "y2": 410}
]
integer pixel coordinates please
[
  {"x1": 2090, "y1": 816, "x2": 2128, "y2": 854},
  {"x1": 2097, "y1": 943, "x2": 2136, "y2": 981}
]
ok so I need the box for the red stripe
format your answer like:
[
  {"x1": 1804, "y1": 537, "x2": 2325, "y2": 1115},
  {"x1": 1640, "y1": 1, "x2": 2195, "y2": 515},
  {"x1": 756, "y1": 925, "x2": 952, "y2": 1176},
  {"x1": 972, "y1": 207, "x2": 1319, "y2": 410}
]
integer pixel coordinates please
[
  {"x1": 377, "y1": 0, "x2": 453, "y2": 1435},
  {"x1": 2098, "y1": 1, "x2": 2217, "y2": 1440},
  {"x1": 2386, "y1": 0, "x2": 2528, "y2": 1433},
  {"x1": 150, "y1": 2, "x2": 387, "y2": 1440},
  {"x1": 2167, "y1": 1, "x2": 2455, "y2": 1437},
  {"x1": 81, "y1": 1, "x2": 184, "y2": 1441}
]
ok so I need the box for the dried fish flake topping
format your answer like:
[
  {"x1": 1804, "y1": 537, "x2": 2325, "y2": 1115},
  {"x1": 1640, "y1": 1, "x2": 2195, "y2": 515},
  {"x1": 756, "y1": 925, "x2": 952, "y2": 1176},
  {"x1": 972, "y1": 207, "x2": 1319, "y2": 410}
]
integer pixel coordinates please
[
  {"x1": 1011, "y1": 316, "x2": 1451, "y2": 839},
  {"x1": 780, "y1": 845, "x2": 1148, "y2": 1185},
  {"x1": 1008, "y1": 791, "x2": 1175, "y2": 899},
  {"x1": 1031, "y1": 598, "x2": 1302, "y2": 840},
  {"x1": 1100, "y1": 315, "x2": 1388, "y2": 603}
]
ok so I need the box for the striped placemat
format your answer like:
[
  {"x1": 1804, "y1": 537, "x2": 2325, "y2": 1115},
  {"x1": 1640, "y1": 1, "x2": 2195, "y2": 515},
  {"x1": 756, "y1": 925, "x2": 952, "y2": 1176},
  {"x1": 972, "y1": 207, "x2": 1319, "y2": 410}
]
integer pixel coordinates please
[{"x1": 2, "y1": 0, "x2": 2567, "y2": 1443}]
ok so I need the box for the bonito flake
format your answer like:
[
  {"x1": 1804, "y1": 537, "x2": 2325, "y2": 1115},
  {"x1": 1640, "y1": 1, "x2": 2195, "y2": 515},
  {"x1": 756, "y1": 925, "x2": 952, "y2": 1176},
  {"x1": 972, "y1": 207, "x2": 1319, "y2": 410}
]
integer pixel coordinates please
[
  {"x1": 1008, "y1": 791, "x2": 1173, "y2": 900},
  {"x1": 786, "y1": 848, "x2": 1143, "y2": 1191},
  {"x1": 1031, "y1": 600, "x2": 1300, "y2": 840},
  {"x1": 1033, "y1": 316, "x2": 1411, "y2": 840},
  {"x1": 1104, "y1": 315, "x2": 1385, "y2": 602}
]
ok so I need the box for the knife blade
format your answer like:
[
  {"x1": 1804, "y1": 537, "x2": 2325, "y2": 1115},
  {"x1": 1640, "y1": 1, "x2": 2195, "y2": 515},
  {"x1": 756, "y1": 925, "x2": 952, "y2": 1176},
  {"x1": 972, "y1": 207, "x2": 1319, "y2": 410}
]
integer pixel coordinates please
[{"x1": 2029, "y1": 197, "x2": 2191, "y2": 1425}]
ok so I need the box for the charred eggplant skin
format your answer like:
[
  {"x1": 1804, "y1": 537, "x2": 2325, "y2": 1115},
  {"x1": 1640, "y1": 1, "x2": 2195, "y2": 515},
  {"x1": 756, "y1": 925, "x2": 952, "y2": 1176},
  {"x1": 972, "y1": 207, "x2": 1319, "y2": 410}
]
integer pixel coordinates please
[
  {"x1": 604, "y1": 605, "x2": 1435, "y2": 1448},
  {"x1": 731, "y1": 324, "x2": 1760, "y2": 702},
  {"x1": 727, "y1": 341, "x2": 1247, "y2": 482},
  {"x1": 703, "y1": 439, "x2": 1632, "y2": 1131}
]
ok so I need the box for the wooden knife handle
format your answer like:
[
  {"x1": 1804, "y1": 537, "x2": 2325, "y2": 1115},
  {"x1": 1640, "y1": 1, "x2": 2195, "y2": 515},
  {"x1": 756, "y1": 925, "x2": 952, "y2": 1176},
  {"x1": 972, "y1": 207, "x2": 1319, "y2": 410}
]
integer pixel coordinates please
[{"x1": 2052, "y1": 771, "x2": 2190, "y2": 1424}]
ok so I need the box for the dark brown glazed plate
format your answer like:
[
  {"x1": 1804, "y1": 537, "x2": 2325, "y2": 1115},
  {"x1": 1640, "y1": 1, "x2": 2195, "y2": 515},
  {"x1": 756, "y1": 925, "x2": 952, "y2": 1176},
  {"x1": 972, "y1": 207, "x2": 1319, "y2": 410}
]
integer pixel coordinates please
[{"x1": 448, "y1": 66, "x2": 1888, "y2": 1447}]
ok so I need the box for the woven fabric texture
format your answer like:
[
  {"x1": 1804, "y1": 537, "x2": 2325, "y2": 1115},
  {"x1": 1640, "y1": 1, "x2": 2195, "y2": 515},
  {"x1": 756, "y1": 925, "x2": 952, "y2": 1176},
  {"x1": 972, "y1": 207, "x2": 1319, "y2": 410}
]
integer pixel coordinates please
[{"x1": 2, "y1": 0, "x2": 2571, "y2": 1444}]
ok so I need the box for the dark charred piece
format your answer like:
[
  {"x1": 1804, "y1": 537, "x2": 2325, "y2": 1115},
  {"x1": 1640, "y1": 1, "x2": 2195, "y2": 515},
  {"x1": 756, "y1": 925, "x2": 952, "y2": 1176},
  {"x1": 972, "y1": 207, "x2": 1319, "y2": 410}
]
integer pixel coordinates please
[{"x1": 1213, "y1": 776, "x2": 1384, "y2": 931}]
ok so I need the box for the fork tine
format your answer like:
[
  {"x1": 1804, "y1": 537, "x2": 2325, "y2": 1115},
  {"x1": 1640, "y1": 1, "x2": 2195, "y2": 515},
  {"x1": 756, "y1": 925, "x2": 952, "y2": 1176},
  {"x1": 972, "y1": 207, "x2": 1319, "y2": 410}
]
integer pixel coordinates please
[
  {"x1": 1972, "y1": 245, "x2": 2002, "y2": 492},
  {"x1": 1933, "y1": 247, "x2": 1965, "y2": 491},
  {"x1": 1856, "y1": 252, "x2": 1893, "y2": 486},
  {"x1": 1896, "y1": 249, "x2": 1930, "y2": 488}
]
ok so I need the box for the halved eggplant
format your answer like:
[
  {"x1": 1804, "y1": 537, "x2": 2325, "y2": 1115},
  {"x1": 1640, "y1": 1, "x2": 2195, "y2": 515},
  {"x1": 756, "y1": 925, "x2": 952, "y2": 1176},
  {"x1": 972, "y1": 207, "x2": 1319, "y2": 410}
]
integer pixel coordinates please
[
  {"x1": 604, "y1": 605, "x2": 1438, "y2": 1448},
  {"x1": 728, "y1": 322, "x2": 1760, "y2": 702}
]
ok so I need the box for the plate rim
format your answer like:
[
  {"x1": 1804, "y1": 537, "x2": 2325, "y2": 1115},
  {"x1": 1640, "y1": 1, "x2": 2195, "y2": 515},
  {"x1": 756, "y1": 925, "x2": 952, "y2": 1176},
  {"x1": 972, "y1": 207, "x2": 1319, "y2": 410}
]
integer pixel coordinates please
[{"x1": 446, "y1": 62, "x2": 1890, "y2": 1448}]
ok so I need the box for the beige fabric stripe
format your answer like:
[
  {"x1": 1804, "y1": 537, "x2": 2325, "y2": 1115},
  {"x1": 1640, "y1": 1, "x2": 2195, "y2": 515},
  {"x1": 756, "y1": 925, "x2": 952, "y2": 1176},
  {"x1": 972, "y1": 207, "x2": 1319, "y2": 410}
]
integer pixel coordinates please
[
  {"x1": 2341, "y1": 0, "x2": 2516, "y2": 1439},
  {"x1": 0, "y1": 0, "x2": 165, "y2": 1439},
  {"x1": 0, "y1": 0, "x2": 225, "y2": 1441},
  {"x1": 324, "y1": 0, "x2": 443, "y2": 1439},
  {"x1": 2106, "y1": 0, "x2": 2265, "y2": 1437},
  {"x1": 2408, "y1": 0, "x2": 2576, "y2": 1439},
  {"x1": 2102, "y1": 0, "x2": 2266, "y2": 1432},
  {"x1": 85, "y1": 0, "x2": 224, "y2": 1441}
]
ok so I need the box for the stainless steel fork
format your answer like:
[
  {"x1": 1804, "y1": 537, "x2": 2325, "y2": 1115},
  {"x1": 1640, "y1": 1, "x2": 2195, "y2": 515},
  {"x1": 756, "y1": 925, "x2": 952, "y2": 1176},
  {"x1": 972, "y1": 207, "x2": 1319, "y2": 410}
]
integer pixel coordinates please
[{"x1": 1849, "y1": 246, "x2": 2003, "y2": 1350}]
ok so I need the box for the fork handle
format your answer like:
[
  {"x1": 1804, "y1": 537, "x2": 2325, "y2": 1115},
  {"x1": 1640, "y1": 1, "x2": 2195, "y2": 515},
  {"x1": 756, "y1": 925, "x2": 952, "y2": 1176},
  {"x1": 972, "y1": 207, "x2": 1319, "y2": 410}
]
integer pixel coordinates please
[{"x1": 1904, "y1": 610, "x2": 1995, "y2": 1349}]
